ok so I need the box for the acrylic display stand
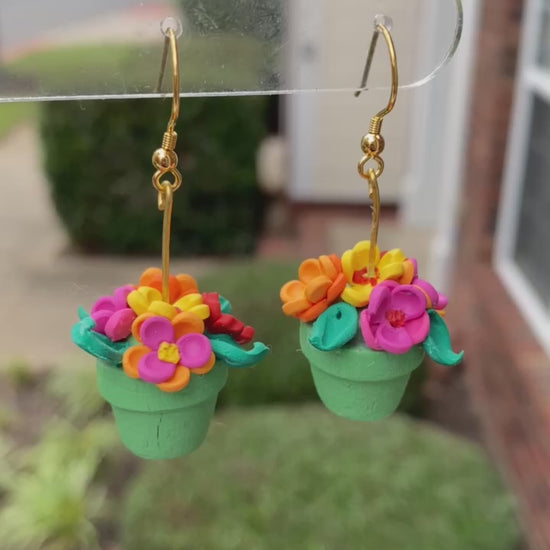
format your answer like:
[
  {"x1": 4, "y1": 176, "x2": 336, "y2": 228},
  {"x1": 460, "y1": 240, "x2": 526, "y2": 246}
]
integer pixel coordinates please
[{"x1": 0, "y1": 0, "x2": 462, "y2": 102}]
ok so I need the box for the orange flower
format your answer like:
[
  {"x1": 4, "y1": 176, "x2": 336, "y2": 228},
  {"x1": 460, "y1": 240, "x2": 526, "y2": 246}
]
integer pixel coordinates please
[
  {"x1": 138, "y1": 267, "x2": 198, "y2": 304},
  {"x1": 280, "y1": 255, "x2": 346, "y2": 322}
]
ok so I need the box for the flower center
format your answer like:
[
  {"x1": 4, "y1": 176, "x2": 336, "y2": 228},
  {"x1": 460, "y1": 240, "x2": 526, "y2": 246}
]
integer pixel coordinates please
[
  {"x1": 385, "y1": 309, "x2": 406, "y2": 328},
  {"x1": 157, "y1": 342, "x2": 180, "y2": 364},
  {"x1": 352, "y1": 267, "x2": 379, "y2": 286}
]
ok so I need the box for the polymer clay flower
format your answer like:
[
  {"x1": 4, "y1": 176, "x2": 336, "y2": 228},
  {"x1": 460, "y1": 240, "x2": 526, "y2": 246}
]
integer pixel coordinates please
[
  {"x1": 406, "y1": 258, "x2": 448, "y2": 311},
  {"x1": 202, "y1": 293, "x2": 254, "y2": 345},
  {"x1": 127, "y1": 270, "x2": 209, "y2": 321},
  {"x1": 90, "y1": 285, "x2": 136, "y2": 342},
  {"x1": 341, "y1": 241, "x2": 407, "y2": 308},
  {"x1": 280, "y1": 254, "x2": 347, "y2": 323},
  {"x1": 123, "y1": 313, "x2": 215, "y2": 393},
  {"x1": 360, "y1": 281, "x2": 430, "y2": 354},
  {"x1": 138, "y1": 267, "x2": 201, "y2": 304}
]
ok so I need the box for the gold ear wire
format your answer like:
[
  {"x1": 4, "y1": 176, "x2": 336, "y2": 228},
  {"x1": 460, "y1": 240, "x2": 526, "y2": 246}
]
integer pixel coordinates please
[
  {"x1": 355, "y1": 21, "x2": 398, "y2": 278},
  {"x1": 155, "y1": 28, "x2": 180, "y2": 136},
  {"x1": 152, "y1": 27, "x2": 182, "y2": 302}
]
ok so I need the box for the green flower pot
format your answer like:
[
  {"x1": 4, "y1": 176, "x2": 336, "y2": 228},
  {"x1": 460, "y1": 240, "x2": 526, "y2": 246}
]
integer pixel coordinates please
[
  {"x1": 96, "y1": 360, "x2": 228, "y2": 460},
  {"x1": 300, "y1": 323, "x2": 424, "y2": 421}
]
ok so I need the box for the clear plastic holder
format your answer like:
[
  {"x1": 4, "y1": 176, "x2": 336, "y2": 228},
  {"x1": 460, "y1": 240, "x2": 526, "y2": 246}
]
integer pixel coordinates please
[{"x1": 0, "y1": 0, "x2": 462, "y2": 102}]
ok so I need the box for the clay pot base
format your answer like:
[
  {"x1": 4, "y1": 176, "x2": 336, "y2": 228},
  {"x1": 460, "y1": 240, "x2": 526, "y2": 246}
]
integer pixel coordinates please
[
  {"x1": 300, "y1": 323, "x2": 424, "y2": 421},
  {"x1": 96, "y1": 360, "x2": 228, "y2": 459}
]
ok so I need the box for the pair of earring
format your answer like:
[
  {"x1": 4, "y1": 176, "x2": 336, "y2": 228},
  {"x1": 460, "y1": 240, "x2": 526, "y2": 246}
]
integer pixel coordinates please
[{"x1": 71, "y1": 23, "x2": 463, "y2": 461}]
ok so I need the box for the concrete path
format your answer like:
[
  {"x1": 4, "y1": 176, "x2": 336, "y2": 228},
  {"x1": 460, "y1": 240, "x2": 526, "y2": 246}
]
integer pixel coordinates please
[{"x1": 0, "y1": 124, "x2": 213, "y2": 367}]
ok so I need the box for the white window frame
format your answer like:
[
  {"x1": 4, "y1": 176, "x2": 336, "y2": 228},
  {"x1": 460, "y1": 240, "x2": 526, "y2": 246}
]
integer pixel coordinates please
[{"x1": 495, "y1": 0, "x2": 550, "y2": 355}]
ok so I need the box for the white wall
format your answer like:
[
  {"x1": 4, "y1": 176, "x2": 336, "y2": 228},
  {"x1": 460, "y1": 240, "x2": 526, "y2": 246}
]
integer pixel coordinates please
[{"x1": 287, "y1": 0, "x2": 421, "y2": 203}]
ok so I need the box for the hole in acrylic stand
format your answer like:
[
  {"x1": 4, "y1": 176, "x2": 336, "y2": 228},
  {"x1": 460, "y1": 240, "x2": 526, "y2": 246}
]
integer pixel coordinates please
[
  {"x1": 161, "y1": 17, "x2": 183, "y2": 38},
  {"x1": 373, "y1": 14, "x2": 393, "y2": 31}
]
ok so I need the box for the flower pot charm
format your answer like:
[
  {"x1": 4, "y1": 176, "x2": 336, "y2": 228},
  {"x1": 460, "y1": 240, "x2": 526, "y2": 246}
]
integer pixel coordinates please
[
  {"x1": 280, "y1": 241, "x2": 463, "y2": 421},
  {"x1": 72, "y1": 267, "x2": 268, "y2": 460}
]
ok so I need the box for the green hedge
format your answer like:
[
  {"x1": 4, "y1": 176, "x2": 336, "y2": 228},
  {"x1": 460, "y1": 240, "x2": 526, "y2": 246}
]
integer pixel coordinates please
[
  {"x1": 122, "y1": 406, "x2": 519, "y2": 550},
  {"x1": 199, "y1": 261, "x2": 427, "y2": 415},
  {"x1": 41, "y1": 97, "x2": 268, "y2": 255},
  {"x1": 182, "y1": 0, "x2": 283, "y2": 41}
]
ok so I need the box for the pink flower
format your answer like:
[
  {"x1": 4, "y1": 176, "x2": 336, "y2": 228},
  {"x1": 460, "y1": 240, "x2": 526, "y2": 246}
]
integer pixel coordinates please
[
  {"x1": 90, "y1": 285, "x2": 136, "y2": 342},
  {"x1": 360, "y1": 281, "x2": 430, "y2": 354},
  {"x1": 122, "y1": 315, "x2": 215, "y2": 391},
  {"x1": 408, "y1": 258, "x2": 448, "y2": 310}
]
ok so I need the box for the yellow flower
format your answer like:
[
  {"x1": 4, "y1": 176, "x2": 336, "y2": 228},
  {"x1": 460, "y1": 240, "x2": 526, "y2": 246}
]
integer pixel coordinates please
[
  {"x1": 127, "y1": 286, "x2": 210, "y2": 321},
  {"x1": 340, "y1": 241, "x2": 406, "y2": 307}
]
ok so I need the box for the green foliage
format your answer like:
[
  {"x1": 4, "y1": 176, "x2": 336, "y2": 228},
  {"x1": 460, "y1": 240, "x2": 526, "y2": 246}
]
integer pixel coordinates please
[
  {"x1": 0, "y1": 419, "x2": 118, "y2": 550},
  {"x1": 200, "y1": 262, "x2": 317, "y2": 406},
  {"x1": 182, "y1": 0, "x2": 282, "y2": 39},
  {"x1": 0, "y1": 405, "x2": 16, "y2": 431},
  {"x1": 4, "y1": 358, "x2": 36, "y2": 388},
  {"x1": 41, "y1": 95, "x2": 268, "y2": 255},
  {"x1": 46, "y1": 367, "x2": 107, "y2": 424},
  {"x1": 199, "y1": 261, "x2": 427, "y2": 414},
  {"x1": 8, "y1": 38, "x2": 265, "y2": 94},
  {"x1": 0, "y1": 102, "x2": 37, "y2": 139},
  {"x1": 181, "y1": 0, "x2": 282, "y2": 88},
  {"x1": 122, "y1": 406, "x2": 520, "y2": 550}
]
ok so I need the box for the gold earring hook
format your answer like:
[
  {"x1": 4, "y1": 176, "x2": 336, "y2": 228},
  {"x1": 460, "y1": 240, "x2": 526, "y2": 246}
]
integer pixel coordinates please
[
  {"x1": 354, "y1": 22, "x2": 398, "y2": 278},
  {"x1": 155, "y1": 27, "x2": 180, "y2": 135},
  {"x1": 152, "y1": 26, "x2": 182, "y2": 302},
  {"x1": 356, "y1": 22, "x2": 398, "y2": 177}
]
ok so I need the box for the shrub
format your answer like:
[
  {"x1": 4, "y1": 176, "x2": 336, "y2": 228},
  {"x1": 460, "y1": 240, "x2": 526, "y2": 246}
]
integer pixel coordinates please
[
  {"x1": 182, "y1": 0, "x2": 283, "y2": 41},
  {"x1": 41, "y1": 96, "x2": 268, "y2": 255},
  {"x1": 199, "y1": 261, "x2": 427, "y2": 414},
  {"x1": 0, "y1": 419, "x2": 118, "y2": 550},
  {"x1": 121, "y1": 406, "x2": 520, "y2": 550}
]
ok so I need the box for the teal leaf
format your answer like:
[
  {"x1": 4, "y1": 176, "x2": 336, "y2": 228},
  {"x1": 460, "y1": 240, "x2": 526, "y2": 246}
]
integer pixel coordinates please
[
  {"x1": 77, "y1": 306, "x2": 88, "y2": 321},
  {"x1": 71, "y1": 312, "x2": 131, "y2": 365},
  {"x1": 219, "y1": 295, "x2": 232, "y2": 314},
  {"x1": 423, "y1": 310, "x2": 464, "y2": 367},
  {"x1": 308, "y1": 303, "x2": 358, "y2": 351},
  {"x1": 208, "y1": 333, "x2": 268, "y2": 368}
]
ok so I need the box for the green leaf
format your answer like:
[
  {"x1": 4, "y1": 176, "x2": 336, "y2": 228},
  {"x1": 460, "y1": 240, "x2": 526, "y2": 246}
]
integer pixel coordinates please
[
  {"x1": 71, "y1": 312, "x2": 131, "y2": 365},
  {"x1": 77, "y1": 306, "x2": 88, "y2": 320},
  {"x1": 208, "y1": 333, "x2": 268, "y2": 368},
  {"x1": 218, "y1": 295, "x2": 232, "y2": 314},
  {"x1": 308, "y1": 303, "x2": 358, "y2": 351},
  {"x1": 423, "y1": 310, "x2": 464, "y2": 367}
]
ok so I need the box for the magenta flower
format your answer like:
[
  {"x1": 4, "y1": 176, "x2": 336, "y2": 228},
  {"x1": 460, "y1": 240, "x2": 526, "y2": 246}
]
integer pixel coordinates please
[
  {"x1": 91, "y1": 285, "x2": 136, "y2": 342},
  {"x1": 131, "y1": 316, "x2": 214, "y2": 385},
  {"x1": 408, "y1": 258, "x2": 448, "y2": 310},
  {"x1": 360, "y1": 281, "x2": 430, "y2": 354}
]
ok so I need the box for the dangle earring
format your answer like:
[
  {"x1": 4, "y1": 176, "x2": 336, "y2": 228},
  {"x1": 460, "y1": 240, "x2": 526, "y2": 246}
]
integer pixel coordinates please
[
  {"x1": 280, "y1": 22, "x2": 463, "y2": 421},
  {"x1": 71, "y1": 25, "x2": 268, "y2": 460}
]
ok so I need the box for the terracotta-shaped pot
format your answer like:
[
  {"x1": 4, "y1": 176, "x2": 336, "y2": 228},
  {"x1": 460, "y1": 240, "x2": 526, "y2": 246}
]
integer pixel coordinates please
[
  {"x1": 300, "y1": 323, "x2": 424, "y2": 421},
  {"x1": 96, "y1": 360, "x2": 228, "y2": 459}
]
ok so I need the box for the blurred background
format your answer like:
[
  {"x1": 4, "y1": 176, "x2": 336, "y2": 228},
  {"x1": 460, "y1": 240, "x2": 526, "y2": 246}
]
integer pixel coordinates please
[{"x1": 0, "y1": 0, "x2": 546, "y2": 548}]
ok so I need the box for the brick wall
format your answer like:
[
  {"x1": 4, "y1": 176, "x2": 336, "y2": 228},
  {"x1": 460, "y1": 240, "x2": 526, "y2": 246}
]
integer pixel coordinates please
[{"x1": 454, "y1": 1, "x2": 550, "y2": 548}]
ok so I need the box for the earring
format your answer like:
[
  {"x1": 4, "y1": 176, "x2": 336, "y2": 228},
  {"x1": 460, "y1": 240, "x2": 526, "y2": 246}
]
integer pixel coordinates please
[
  {"x1": 71, "y1": 25, "x2": 268, "y2": 460},
  {"x1": 280, "y1": 22, "x2": 463, "y2": 422}
]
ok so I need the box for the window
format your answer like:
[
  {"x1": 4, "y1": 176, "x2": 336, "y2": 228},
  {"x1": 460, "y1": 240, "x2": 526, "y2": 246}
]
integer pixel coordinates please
[{"x1": 496, "y1": 0, "x2": 550, "y2": 353}]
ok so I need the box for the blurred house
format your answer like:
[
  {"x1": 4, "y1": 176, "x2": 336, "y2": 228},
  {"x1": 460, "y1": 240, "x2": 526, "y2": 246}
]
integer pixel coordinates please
[
  {"x1": 281, "y1": 0, "x2": 475, "y2": 286},
  {"x1": 445, "y1": 0, "x2": 550, "y2": 548},
  {"x1": 280, "y1": 0, "x2": 550, "y2": 547}
]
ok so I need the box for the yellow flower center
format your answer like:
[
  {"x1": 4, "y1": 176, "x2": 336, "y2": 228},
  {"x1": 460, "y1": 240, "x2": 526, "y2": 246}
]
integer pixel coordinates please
[{"x1": 157, "y1": 342, "x2": 180, "y2": 364}]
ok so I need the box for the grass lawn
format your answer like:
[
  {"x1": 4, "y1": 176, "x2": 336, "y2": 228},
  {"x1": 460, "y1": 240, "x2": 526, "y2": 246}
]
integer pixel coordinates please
[
  {"x1": 0, "y1": 102, "x2": 37, "y2": 139},
  {"x1": 122, "y1": 405, "x2": 520, "y2": 550},
  {"x1": 0, "y1": 33, "x2": 267, "y2": 161},
  {"x1": 6, "y1": 35, "x2": 266, "y2": 96}
]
